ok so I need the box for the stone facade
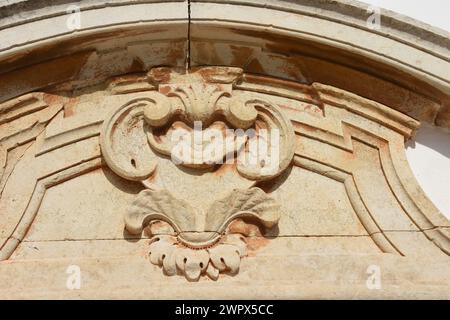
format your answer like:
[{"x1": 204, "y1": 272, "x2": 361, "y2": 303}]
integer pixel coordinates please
[{"x1": 0, "y1": 0, "x2": 449, "y2": 299}]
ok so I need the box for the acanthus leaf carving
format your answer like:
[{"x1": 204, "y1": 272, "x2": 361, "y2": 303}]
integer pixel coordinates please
[
  {"x1": 204, "y1": 187, "x2": 280, "y2": 233},
  {"x1": 125, "y1": 187, "x2": 279, "y2": 281}
]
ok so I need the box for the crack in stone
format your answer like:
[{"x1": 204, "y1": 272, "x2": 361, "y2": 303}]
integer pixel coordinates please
[
  {"x1": 17, "y1": 231, "x2": 444, "y2": 243},
  {"x1": 186, "y1": 0, "x2": 191, "y2": 70}
]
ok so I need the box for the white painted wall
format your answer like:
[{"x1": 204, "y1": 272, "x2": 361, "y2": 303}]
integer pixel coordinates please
[
  {"x1": 360, "y1": 1, "x2": 450, "y2": 219},
  {"x1": 405, "y1": 126, "x2": 450, "y2": 219},
  {"x1": 362, "y1": 0, "x2": 450, "y2": 32}
]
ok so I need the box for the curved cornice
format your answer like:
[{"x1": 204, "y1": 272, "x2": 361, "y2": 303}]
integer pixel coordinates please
[{"x1": 0, "y1": 0, "x2": 449, "y2": 129}]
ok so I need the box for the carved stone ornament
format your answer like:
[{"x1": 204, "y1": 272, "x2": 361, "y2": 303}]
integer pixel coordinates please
[{"x1": 100, "y1": 67, "x2": 295, "y2": 281}]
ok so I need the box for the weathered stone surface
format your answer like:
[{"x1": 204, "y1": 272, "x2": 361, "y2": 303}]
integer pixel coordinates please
[
  {"x1": 0, "y1": 0, "x2": 449, "y2": 299},
  {"x1": 1, "y1": 253, "x2": 449, "y2": 299}
]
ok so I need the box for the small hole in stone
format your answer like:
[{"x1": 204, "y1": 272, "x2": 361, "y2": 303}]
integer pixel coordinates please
[
  {"x1": 220, "y1": 257, "x2": 225, "y2": 263},
  {"x1": 199, "y1": 262, "x2": 204, "y2": 268},
  {"x1": 184, "y1": 258, "x2": 187, "y2": 263},
  {"x1": 260, "y1": 159, "x2": 266, "y2": 167},
  {"x1": 162, "y1": 254, "x2": 166, "y2": 260},
  {"x1": 131, "y1": 159, "x2": 136, "y2": 168}
]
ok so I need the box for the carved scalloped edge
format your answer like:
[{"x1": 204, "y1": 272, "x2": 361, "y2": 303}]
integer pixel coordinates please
[
  {"x1": 125, "y1": 187, "x2": 280, "y2": 280},
  {"x1": 148, "y1": 234, "x2": 247, "y2": 281}
]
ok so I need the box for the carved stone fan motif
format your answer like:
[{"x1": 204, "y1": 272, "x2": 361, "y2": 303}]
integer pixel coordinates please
[{"x1": 100, "y1": 67, "x2": 295, "y2": 281}]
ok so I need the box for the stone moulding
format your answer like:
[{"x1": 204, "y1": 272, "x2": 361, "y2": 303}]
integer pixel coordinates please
[
  {"x1": 0, "y1": 65, "x2": 448, "y2": 295},
  {"x1": 1, "y1": 1, "x2": 450, "y2": 129},
  {"x1": 0, "y1": 0, "x2": 449, "y2": 296}
]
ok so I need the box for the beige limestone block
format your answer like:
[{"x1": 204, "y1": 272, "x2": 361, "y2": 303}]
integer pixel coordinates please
[
  {"x1": 351, "y1": 141, "x2": 419, "y2": 231},
  {"x1": 383, "y1": 231, "x2": 449, "y2": 259},
  {"x1": 11, "y1": 239, "x2": 150, "y2": 260},
  {"x1": 24, "y1": 167, "x2": 142, "y2": 242},
  {"x1": 0, "y1": 253, "x2": 449, "y2": 299},
  {"x1": 1, "y1": 66, "x2": 446, "y2": 288},
  {"x1": 268, "y1": 166, "x2": 369, "y2": 236}
]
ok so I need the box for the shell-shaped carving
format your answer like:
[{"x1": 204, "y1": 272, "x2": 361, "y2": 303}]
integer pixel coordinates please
[
  {"x1": 148, "y1": 234, "x2": 247, "y2": 281},
  {"x1": 170, "y1": 83, "x2": 230, "y2": 124},
  {"x1": 146, "y1": 121, "x2": 247, "y2": 169}
]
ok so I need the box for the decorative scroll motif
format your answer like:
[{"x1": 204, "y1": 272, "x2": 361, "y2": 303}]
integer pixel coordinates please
[
  {"x1": 100, "y1": 67, "x2": 295, "y2": 181},
  {"x1": 100, "y1": 67, "x2": 294, "y2": 280}
]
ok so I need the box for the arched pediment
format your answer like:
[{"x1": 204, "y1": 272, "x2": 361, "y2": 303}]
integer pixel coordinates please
[{"x1": 0, "y1": 0, "x2": 449, "y2": 299}]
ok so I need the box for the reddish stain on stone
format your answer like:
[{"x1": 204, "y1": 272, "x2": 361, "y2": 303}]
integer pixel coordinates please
[
  {"x1": 148, "y1": 67, "x2": 172, "y2": 84},
  {"x1": 228, "y1": 219, "x2": 262, "y2": 237},
  {"x1": 246, "y1": 237, "x2": 270, "y2": 256},
  {"x1": 159, "y1": 85, "x2": 171, "y2": 95},
  {"x1": 213, "y1": 163, "x2": 237, "y2": 176},
  {"x1": 63, "y1": 97, "x2": 80, "y2": 118}
]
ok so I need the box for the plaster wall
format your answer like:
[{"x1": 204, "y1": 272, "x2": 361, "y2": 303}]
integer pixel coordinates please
[
  {"x1": 406, "y1": 125, "x2": 450, "y2": 219},
  {"x1": 361, "y1": 0, "x2": 450, "y2": 220}
]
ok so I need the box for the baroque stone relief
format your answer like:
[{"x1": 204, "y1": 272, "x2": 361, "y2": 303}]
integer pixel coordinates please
[
  {"x1": 100, "y1": 67, "x2": 295, "y2": 280},
  {"x1": 0, "y1": 0, "x2": 449, "y2": 298},
  {"x1": 0, "y1": 64, "x2": 449, "y2": 297}
]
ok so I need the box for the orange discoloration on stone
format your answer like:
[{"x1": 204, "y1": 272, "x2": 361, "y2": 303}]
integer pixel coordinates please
[
  {"x1": 255, "y1": 119, "x2": 267, "y2": 131},
  {"x1": 148, "y1": 67, "x2": 173, "y2": 84},
  {"x1": 213, "y1": 163, "x2": 237, "y2": 176},
  {"x1": 0, "y1": 51, "x2": 93, "y2": 103},
  {"x1": 183, "y1": 66, "x2": 242, "y2": 85},
  {"x1": 125, "y1": 116, "x2": 142, "y2": 134},
  {"x1": 108, "y1": 73, "x2": 148, "y2": 86},
  {"x1": 243, "y1": 73, "x2": 313, "y2": 94},
  {"x1": 194, "y1": 66, "x2": 214, "y2": 79},
  {"x1": 230, "y1": 45, "x2": 255, "y2": 67},
  {"x1": 228, "y1": 219, "x2": 263, "y2": 237},
  {"x1": 146, "y1": 220, "x2": 175, "y2": 237},
  {"x1": 279, "y1": 103, "x2": 323, "y2": 118},
  {"x1": 246, "y1": 237, "x2": 270, "y2": 256},
  {"x1": 42, "y1": 93, "x2": 62, "y2": 106},
  {"x1": 304, "y1": 104, "x2": 322, "y2": 114},
  {"x1": 245, "y1": 58, "x2": 265, "y2": 75},
  {"x1": 0, "y1": 26, "x2": 170, "y2": 73},
  {"x1": 225, "y1": 27, "x2": 444, "y2": 124},
  {"x1": 299, "y1": 124, "x2": 318, "y2": 133},
  {"x1": 159, "y1": 85, "x2": 171, "y2": 95},
  {"x1": 63, "y1": 97, "x2": 80, "y2": 118}
]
